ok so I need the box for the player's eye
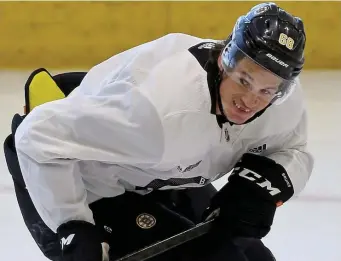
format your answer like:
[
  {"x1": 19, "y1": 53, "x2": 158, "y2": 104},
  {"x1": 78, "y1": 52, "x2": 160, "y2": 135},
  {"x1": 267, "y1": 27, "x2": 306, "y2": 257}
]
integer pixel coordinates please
[
  {"x1": 239, "y1": 78, "x2": 251, "y2": 89},
  {"x1": 260, "y1": 88, "x2": 277, "y2": 97}
]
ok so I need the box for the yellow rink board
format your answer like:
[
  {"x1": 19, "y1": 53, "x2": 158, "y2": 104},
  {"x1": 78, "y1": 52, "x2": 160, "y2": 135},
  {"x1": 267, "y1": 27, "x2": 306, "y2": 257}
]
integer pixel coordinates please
[{"x1": 0, "y1": 1, "x2": 340, "y2": 69}]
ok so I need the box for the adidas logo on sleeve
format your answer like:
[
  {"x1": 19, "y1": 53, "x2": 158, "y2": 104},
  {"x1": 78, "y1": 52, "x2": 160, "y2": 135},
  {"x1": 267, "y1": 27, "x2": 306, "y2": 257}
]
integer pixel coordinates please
[{"x1": 248, "y1": 144, "x2": 267, "y2": 154}]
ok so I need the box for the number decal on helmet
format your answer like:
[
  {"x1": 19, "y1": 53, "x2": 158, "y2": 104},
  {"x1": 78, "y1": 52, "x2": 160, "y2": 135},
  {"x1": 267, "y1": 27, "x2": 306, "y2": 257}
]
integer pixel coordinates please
[{"x1": 278, "y1": 33, "x2": 294, "y2": 50}]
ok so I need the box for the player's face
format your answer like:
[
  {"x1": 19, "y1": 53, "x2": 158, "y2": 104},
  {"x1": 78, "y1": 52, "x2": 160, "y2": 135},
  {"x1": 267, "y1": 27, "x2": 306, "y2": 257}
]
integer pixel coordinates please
[{"x1": 218, "y1": 57, "x2": 282, "y2": 124}]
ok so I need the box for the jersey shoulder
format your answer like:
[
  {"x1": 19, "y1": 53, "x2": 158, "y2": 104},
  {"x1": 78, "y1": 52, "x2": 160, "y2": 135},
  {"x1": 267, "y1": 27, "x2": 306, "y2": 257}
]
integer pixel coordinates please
[
  {"x1": 79, "y1": 33, "x2": 212, "y2": 94},
  {"x1": 138, "y1": 41, "x2": 220, "y2": 120}
]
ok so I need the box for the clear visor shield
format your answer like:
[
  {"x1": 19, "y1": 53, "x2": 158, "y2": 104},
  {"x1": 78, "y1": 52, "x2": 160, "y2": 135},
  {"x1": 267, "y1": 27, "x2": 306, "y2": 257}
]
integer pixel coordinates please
[{"x1": 221, "y1": 45, "x2": 297, "y2": 105}]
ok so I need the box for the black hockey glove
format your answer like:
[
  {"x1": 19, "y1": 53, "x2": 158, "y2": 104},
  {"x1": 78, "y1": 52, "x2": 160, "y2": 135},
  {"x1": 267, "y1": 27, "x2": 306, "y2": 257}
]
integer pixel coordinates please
[
  {"x1": 203, "y1": 153, "x2": 294, "y2": 239},
  {"x1": 57, "y1": 220, "x2": 109, "y2": 261}
]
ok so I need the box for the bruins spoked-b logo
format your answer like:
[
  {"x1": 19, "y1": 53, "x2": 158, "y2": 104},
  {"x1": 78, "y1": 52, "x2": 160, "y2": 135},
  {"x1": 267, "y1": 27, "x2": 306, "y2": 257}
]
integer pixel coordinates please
[{"x1": 136, "y1": 213, "x2": 156, "y2": 229}]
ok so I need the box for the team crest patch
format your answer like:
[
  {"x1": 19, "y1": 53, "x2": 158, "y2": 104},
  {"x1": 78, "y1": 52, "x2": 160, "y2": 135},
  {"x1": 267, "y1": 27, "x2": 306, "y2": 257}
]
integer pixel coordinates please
[{"x1": 136, "y1": 213, "x2": 156, "y2": 229}]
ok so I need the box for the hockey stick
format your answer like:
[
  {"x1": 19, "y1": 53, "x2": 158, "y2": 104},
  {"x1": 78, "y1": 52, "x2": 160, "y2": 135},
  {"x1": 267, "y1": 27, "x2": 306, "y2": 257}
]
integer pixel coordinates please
[{"x1": 113, "y1": 218, "x2": 215, "y2": 261}]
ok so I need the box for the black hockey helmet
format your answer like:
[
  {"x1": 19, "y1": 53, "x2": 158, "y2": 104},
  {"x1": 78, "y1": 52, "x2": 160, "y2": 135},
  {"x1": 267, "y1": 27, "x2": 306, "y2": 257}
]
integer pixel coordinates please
[{"x1": 220, "y1": 2, "x2": 306, "y2": 105}]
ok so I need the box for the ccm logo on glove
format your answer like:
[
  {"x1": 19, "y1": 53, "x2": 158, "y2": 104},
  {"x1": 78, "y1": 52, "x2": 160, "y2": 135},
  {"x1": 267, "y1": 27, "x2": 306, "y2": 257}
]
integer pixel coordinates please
[
  {"x1": 235, "y1": 167, "x2": 292, "y2": 196},
  {"x1": 230, "y1": 153, "x2": 294, "y2": 206}
]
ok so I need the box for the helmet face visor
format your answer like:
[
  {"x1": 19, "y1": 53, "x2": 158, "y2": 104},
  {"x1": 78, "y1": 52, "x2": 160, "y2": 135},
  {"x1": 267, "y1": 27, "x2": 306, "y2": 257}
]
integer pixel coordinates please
[{"x1": 221, "y1": 43, "x2": 297, "y2": 105}]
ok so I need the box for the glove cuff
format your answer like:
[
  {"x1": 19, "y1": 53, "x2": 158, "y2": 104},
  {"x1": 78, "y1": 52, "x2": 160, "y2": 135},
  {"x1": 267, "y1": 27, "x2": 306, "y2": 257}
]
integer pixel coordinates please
[{"x1": 57, "y1": 220, "x2": 97, "y2": 234}]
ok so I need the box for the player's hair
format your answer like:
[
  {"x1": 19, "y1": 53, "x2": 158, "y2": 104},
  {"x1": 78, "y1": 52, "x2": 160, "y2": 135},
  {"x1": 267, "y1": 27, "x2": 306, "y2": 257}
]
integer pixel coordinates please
[{"x1": 208, "y1": 36, "x2": 230, "y2": 64}]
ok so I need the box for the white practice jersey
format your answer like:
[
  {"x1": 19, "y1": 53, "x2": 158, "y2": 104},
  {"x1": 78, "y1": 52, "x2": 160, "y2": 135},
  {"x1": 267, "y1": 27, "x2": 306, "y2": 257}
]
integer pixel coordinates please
[{"x1": 15, "y1": 33, "x2": 314, "y2": 232}]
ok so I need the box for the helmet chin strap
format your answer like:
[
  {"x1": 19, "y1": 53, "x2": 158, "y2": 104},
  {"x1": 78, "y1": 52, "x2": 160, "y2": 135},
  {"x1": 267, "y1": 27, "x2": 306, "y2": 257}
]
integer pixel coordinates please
[{"x1": 215, "y1": 71, "x2": 229, "y2": 123}]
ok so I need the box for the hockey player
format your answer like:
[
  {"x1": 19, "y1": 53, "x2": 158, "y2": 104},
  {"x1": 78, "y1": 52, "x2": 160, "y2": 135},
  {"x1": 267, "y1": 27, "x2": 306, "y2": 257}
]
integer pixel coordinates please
[{"x1": 4, "y1": 2, "x2": 313, "y2": 261}]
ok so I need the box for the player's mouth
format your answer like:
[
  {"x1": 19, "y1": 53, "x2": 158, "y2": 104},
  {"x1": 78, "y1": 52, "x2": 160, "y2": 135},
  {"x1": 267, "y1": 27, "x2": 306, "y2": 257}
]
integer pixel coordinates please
[{"x1": 233, "y1": 100, "x2": 252, "y2": 114}]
